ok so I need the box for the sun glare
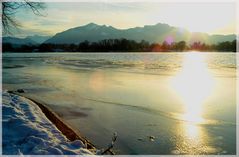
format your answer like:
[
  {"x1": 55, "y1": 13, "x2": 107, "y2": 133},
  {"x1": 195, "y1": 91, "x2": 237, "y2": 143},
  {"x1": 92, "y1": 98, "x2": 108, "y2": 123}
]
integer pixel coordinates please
[{"x1": 171, "y1": 53, "x2": 215, "y2": 124}]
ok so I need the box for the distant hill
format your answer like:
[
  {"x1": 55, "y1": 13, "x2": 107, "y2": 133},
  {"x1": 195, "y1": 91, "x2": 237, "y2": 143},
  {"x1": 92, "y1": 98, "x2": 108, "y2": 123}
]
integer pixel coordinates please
[
  {"x1": 3, "y1": 35, "x2": 51, "y2": 46},
  {"x1": 25, "y1": 35, "x2": 51, "y2": 44},
  {"x1": 2, "y1": 37, "x2": 37, "y2": 45},
  {"x1": 45, "y1": 23, "x2": 236, "y2": 44}
]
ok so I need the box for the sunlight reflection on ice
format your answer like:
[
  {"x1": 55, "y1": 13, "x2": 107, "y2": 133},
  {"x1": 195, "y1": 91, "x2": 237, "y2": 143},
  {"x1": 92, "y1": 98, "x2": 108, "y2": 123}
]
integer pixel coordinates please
[
  {"x1": 171, "y1": 52, "x2": 215, "y2": 124},
  {"x1": 169, "y1": 52, "x2": 218, "y2": 154}
]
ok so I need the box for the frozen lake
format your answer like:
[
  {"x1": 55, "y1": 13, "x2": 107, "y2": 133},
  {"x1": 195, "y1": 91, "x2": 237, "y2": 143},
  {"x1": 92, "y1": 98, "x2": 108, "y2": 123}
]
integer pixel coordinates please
[{"x1": 2, "y1": 52, "x2": 236, "y2": 155}]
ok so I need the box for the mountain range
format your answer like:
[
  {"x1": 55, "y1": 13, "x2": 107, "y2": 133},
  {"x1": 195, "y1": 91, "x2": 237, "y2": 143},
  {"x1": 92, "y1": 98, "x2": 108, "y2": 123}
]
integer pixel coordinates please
[
  {"x1": 44, "y1": 23, "x2": 236, "y2": 45},
  {"x1": 3, "y1": 23, "x2": 236, "y2": 45}
]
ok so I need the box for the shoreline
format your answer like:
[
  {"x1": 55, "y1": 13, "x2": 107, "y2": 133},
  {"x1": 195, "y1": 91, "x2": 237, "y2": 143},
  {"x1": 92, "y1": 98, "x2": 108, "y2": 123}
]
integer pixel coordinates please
[{"x1": 8, "y1": 91, "x2": 97, "y2": 152}]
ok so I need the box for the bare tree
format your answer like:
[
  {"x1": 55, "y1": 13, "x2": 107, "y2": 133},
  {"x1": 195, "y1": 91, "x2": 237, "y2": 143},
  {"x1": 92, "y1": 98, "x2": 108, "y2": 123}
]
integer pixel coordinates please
[{"x1": 1, "y1": 0, "x2": 45, "y2": 34}]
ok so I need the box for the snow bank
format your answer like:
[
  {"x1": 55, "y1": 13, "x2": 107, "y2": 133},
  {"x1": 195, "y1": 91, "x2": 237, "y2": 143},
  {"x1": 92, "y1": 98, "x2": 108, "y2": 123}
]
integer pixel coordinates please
[{"x1": 2, "y1": 92, "x2": 94, "y2": 155}]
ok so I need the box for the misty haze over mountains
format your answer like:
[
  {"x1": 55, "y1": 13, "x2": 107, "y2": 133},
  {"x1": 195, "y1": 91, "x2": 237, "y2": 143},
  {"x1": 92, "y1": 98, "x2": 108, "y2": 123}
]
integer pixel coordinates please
[{"x1": 3, "y1": 23, "x2": 236, "y2": 46}]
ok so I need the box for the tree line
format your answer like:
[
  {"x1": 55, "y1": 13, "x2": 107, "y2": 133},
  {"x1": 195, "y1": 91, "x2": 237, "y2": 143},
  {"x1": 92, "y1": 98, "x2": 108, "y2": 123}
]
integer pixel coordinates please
[{"x1": 3, "y1": 38, "x2": 237, "y2": 52}]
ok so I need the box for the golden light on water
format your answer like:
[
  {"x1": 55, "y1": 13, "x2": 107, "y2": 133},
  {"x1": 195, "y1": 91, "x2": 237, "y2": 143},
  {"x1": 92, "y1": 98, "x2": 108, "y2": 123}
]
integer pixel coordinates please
[
  {"x1": 169, "y1": 53, "x2": 217, "y2": 154},
  {"x1": 184, "y1": 123, "x2": 200, "y2": 139},
  {"x1": 89, "y1": 70, "x2": 105, "y2": 92},
  {"x1": 171, "y1": 52, "x2": 215, "y2": 124}
]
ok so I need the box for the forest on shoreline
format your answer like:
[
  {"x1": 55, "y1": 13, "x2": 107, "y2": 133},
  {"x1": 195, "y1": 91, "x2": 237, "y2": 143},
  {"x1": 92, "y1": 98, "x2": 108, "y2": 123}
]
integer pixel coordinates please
[{"x1": 3, "y1": 38, "x2": 237, "y2": 52}]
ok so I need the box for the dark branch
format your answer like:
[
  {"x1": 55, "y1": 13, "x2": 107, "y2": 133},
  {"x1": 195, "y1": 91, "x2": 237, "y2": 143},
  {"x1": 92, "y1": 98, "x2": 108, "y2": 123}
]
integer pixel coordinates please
[{"x1": 2, "y1": 1, "x2": 45, "y2": 35}]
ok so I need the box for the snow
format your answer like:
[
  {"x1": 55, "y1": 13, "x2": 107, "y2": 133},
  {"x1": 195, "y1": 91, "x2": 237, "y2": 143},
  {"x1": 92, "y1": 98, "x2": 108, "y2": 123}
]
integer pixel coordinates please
[{"x1": 2, "y1": 91, "x2": 95, "y2": 155}]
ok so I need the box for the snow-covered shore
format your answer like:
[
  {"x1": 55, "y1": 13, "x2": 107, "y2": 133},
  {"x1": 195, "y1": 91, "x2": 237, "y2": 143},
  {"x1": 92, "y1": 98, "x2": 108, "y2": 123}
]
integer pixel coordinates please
[{"x1": 2, "y1": 91, "x2": 95, "y2": 155}]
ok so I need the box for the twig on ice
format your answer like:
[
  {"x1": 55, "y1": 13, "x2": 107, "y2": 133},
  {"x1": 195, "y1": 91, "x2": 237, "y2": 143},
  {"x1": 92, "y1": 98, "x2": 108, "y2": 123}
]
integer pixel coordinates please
[{"x1": 101, "y1": 132, "x2": 117, "y2": 155}]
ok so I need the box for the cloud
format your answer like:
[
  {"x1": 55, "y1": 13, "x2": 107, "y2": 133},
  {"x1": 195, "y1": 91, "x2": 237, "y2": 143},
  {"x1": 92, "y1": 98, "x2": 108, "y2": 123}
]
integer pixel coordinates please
[{"x1": 10, "y1": 2, "x2": 236, "y2": 37}]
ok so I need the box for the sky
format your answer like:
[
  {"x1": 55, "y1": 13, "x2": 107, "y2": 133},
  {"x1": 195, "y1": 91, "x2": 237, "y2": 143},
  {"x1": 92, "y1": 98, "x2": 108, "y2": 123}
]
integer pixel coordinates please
[{"x1": 13, "y1": 1, "x2": 236, "y2": 37}]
